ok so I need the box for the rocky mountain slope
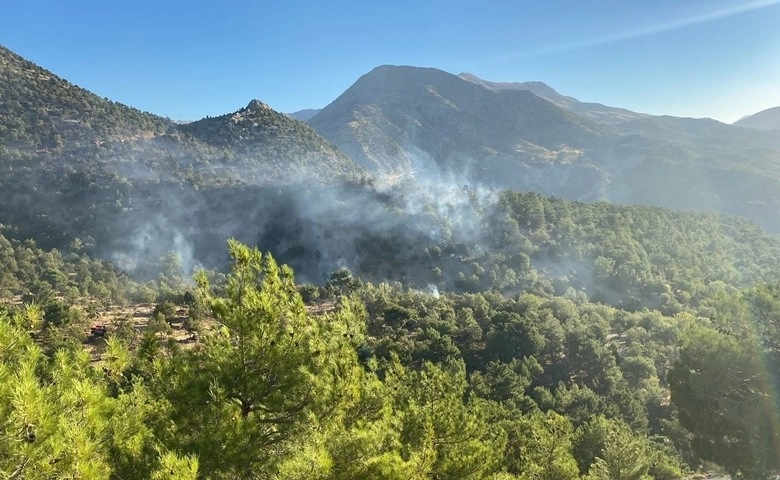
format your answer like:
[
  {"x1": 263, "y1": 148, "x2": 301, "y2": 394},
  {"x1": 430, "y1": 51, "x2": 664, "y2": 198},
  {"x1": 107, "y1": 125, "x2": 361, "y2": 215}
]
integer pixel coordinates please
[
  {"x1": 308, "y1": 66, "x2": 604, "y2": 187},
  {"x1": 0, "y1": 45, "x2": 362, "y2": 185},
  {"x1": 308, "y1": 65, "x2": 780, "y2": 231},
  {"x1": 458, "y1": 72, "x2": 647, "y2": 125},
  {"x1": 180, "y1": 100, "x2": 359, "y2": 182}
]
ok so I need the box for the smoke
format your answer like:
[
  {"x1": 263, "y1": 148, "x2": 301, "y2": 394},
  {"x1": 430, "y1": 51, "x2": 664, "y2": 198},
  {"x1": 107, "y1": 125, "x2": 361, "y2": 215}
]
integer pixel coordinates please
[
  {"x1": 172, "y1": 231, "x2": 201, "y2": 276},
  {"x1": 95, "y1": 135, "x2": 506, "y2": 291},
  {"x1": 93, "y1": 144, "x2": 505, "y2": 289}
]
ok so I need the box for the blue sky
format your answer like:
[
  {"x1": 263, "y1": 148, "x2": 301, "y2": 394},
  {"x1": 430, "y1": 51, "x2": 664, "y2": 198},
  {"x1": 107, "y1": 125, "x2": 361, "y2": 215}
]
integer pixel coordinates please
[{"x1": 3, "y1": 0, "x2": 779, "y2": 122}]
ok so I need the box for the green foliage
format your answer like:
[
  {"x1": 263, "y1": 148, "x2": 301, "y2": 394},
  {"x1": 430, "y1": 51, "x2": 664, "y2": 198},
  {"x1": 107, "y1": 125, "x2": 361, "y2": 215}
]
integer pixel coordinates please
[
  {"x1": 505, "y1": 410, "x2": 580, "y2": 480},
  {"x1": 161, "y1": 241, "x2": 316, "y2": 476},
  {"x1": 5, "y1": 39, "x2": 780, "y2": 479},
  {"x1": 581, "y1": 417, "x2": 652, "y2": 480},
  {"x1": 150, "y1": 452, "x2": 199, "y2": 480},
  {"x1": 354, "y1": 280, "x2": 695, "y2": 475},
  {"x1": 669, "y1": 321, "x2": 780, "y2": 480},
  {"x1": 0, "y1": 231, "x2": 771, "y2": 479},
  {"x1": 149, "y1": 240, "x2": 379, "y2": 478},
  {"x1": 298, "y1": 283, "x2": 322, "y2": 302},
  {"x1": 152, "y1": 301, "x2": 177, "y2": 321},
  {"x1": 326, "y1": 268, "x2": 363, "y2": 297},
  {"x1": 388, "y1": 359, "x2": 507, "y2": 479},
  {"x1": 0, "y1": 233, "x2": 139, "y2": 305},
  {"x1": 0, "y1": 308, "x2": 184, "y2": 478}
]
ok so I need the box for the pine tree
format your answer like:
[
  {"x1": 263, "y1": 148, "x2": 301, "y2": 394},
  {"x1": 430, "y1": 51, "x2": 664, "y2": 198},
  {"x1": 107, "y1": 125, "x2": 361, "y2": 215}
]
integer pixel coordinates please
[{"x1": 0, "y1": 305, "x2": 193, "y2": 478}]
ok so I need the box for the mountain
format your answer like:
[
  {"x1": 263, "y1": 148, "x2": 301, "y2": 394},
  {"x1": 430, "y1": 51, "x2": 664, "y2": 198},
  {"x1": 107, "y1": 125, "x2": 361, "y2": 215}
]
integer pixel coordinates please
[
  {"x1": 0, "y1": 44, "x2": 362, "y2": 185},
  {"x1": 308, "y1": 65, "x2": 605, "y2": 193},
  {"x1": 180, "y1": 100, "x2": 360, "y2": 182},
  {"x1": 4, "y1": 41, "x2": 780, "y2": 292},
  {"x1": 458, "y1": 72, "x2": 647, "y2": 125},
  {"x1": 0, "y1": 45, "x2": 369, "y2": 276},
  {"x1": 288, "y1": 108, "x2": 321, "y2": 121},
  {"x1": 734, "y1": 106, "x2": 780, "y2": 131},
  {"x1": 309, "y1": 65, "x2": 780, "y2": 231},
  {"x1": 0, "y1": 45, "x2": 171, "y2": 151}
]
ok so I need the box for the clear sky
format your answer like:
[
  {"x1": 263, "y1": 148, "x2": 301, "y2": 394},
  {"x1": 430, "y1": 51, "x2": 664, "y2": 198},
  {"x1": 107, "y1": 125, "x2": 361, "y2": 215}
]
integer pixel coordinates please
[{"x1": 3, "y1": 0, "x2": 779, "y2": 123}]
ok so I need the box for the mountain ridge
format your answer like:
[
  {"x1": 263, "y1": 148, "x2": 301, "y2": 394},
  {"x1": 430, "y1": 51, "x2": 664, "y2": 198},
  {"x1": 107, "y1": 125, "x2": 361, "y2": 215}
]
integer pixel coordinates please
[
  {"x1": 308, "y1": 64, "x2": 780, "y2": 231},
  {"x1": 179, "y1": 99, "x2": 361, "y2": 181},
  {"x1": 733, "y1": 106, "x2": 780, "y2": 131},
  {"x1": 0, "y1": 44, "x2": 171, "y2": 151},
  {"x1": 0, "y1": 45, "x2": 369, "y2": 276},
  {"x1": 457, "y1": 72, "x2": 648, "y2": 125},
  {"x1": 309, "y1": 65, "x2": 604, "y2": 180},
  {"x1": 0, "y1": 44, "x2": 363, "y2": 185},
  {"x1": 288, "y1": 108, "x2": 321, "y2": 121}
]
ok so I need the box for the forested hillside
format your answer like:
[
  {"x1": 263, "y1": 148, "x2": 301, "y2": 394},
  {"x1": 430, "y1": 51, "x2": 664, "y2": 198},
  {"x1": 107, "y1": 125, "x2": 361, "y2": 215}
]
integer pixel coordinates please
[
  {"x1": 0, "y1": 44, "x2": 363, "y2": 187},
  {"x1": 0, "y1": 45, "x2": 365, "y2": 277},
  {"x1": 0, "y1": 45, "x2": 170, "y2": 150},
  {"x1": 2, "y1": 240, "x2": 779, "y2": 479}
]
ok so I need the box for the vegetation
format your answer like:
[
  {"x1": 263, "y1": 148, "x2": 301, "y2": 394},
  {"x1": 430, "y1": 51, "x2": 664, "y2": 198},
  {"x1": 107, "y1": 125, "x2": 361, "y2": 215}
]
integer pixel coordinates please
[
  {"x1": 2, "y1": 43, "x2": 780, "y2": 479},
  {"x1": 179, "y1": 100, "x2": 361, "y2": 180},
  {"x1": 0, "y1": 45, "x2": 363, "y2": 193},
  {"x1": 1, "y1": 238, "x2": 778, "y2": 478}
]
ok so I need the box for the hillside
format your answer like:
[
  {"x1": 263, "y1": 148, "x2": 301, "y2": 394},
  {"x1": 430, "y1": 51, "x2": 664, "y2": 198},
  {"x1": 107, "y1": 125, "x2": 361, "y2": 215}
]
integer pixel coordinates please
[
  {"x1": 180, "y1": 99, "x2": 360, "y2": 181},
  {"x1": 309, "y1": 65, "x2": 604, "y2": 187},
  {"x1": 0, "y1": 44, "x2": 363, "y2": 185},
  {"x1": 734, "y1": 106, "x2": 780, "y2": 131},
  {"x1": 2, "y1": 228, "x2": 780, "y2": 478},
  {"x1": 458, "y1": 72, "x2": 647, "y2": 125},
  {"x1": 0, "y1": 46, "x2": 370, "y2": 273},
  {"x1": 310, "y1": 65, "x2": 780, "y2": 231},
  {"x1": 0, "y1": 45, "x2": 170, "y2": 150}
]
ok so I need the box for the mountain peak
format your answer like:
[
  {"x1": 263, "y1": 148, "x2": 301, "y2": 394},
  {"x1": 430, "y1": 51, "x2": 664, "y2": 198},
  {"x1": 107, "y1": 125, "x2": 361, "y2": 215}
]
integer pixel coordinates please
[
  {"x1": 178, "y1": 97, "x2": 363, "y2": 180},
  {"x1": 733, "y1": 106, "x2": 780, "y2": 131},
  {"x1": 359, "y1": 65, "x2": 469, "y2": 84},
  {"x1": 245, "y1": 99, "x2": 271, "y2": 111},
  {"x1": 309, "y1": 64, "x2": 601, "y2": 176}
]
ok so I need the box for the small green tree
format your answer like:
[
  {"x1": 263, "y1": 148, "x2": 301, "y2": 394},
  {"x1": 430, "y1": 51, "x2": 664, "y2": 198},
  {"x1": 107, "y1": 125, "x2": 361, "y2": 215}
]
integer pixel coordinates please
[
  {"x1": 669, "y1": 325, "x2": 779, "y2": 480},
  {"x1": 325, "y1": 268, "x2": 362, "y2": 297},
  {"x1": 389, "y1": 359, "x2": 507, "y2": 479},
  {"x1": 0, "y1": 306, "x2": 193, "y2": 478},
  {"x1": 159, "y1": 240, "x2": 370, "y2": 478},
  {"x1": 579, "y1": 417, "x2": 652, "y2": 480},
  {"x1": 506, "y1": 410, "x2": 580, "y2": 480}
]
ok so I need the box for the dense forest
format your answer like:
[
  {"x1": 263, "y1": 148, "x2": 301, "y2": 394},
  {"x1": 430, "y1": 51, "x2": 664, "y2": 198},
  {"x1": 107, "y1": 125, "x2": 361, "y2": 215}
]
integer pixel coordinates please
[{"x1": 2, "y1": 234, "x2": 779, "y2": 479}]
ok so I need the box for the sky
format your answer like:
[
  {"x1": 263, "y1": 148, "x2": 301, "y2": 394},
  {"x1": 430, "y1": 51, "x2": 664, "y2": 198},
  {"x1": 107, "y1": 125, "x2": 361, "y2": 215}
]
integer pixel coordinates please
[{"x1": 2, "y1": 0, "x2": 779, "y2": 123}]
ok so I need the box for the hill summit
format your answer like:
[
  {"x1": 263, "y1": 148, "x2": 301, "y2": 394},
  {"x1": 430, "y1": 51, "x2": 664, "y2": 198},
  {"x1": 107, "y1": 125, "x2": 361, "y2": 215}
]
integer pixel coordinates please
[
  {"x1": 308, "y1": 65, "x2": 602, "y2": 182},
  {"x1": 734, "y1": 106, "x2": 780, "y2": 131}
]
